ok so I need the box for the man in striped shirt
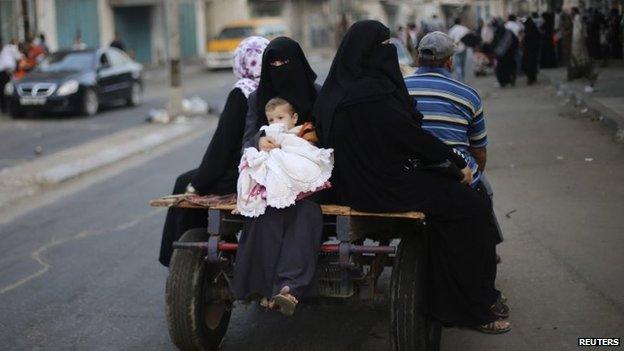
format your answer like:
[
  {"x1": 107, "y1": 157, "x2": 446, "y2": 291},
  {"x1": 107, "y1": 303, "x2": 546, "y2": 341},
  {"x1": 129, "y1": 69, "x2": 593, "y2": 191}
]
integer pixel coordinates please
[
  {"x1": 405, "y1": 31, "x2": 503, "y2": 244},
  {"x1": 405, "y1": 31, "x2": 487, "y2": 187}
]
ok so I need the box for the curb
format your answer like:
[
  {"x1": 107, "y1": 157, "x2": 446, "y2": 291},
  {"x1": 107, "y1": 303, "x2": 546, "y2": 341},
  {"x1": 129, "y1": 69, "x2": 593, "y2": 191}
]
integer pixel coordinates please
[
  {"x1": 0, "y1": 118, "x2": 214, "y2": 210},
  {"x1": 36, "y1": 124, "x2": 198, "y2": 184},
  {"x1": 541, "y1": 70, "x2": 624, "y2": 142}
]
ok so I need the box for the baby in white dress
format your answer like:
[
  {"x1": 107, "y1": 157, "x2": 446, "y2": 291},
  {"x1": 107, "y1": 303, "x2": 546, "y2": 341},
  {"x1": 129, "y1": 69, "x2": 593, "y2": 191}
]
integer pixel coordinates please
[{"x1": 237, "y1": 98, "x2": 333, "y2": 217}]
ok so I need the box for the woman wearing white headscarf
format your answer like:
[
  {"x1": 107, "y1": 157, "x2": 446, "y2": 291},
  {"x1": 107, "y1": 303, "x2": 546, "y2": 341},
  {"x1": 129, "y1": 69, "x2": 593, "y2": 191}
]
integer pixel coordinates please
[{"x1": 159, "y1": 36, "x2": 269, "y2": 267}]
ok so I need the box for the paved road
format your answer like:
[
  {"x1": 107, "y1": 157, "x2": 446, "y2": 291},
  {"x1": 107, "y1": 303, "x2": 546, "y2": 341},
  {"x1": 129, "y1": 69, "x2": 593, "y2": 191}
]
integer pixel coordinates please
[
  {"x1": 0, "y1": 68, "x2": 236, "y2": 170},
  {"x1": 0, "y1": 68, "x2": 623, "y2": 350}
]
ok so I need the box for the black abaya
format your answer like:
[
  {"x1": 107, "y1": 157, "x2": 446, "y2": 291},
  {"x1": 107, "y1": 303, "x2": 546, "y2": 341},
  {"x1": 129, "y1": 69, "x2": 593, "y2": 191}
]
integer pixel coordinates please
[
  {"x1": 232, "y1": 36, "x2": 323, "y2": 301},
  {"x1": 522, "y1": 18, "x2": 541, "y2": 84},
  {"x1": 493, "y1": 27, "x2": 519, "y2": 87},
  {"x1": 158, "y1": 88, "x2": 247, "y2": 266},
  {"x1": 314, "y1": 20, "x2": 500, "y2": 327},
  {"x1": 540, "y1": 12, "x2": 558, "y2": 68}
]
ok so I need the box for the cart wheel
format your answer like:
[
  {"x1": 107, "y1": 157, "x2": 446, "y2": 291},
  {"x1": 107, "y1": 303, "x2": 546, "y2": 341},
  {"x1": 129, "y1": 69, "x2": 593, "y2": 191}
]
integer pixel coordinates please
[
  {"x1": 390, "y1": 233, "x2": 441, "y2": 351},
  {"x1": 166, "y1": 228, "x2": 231, "y2": 351}
]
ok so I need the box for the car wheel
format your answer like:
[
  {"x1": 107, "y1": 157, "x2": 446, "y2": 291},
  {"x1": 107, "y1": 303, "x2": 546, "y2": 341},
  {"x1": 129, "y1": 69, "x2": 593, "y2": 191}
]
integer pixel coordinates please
[
  {"x1": 9, "y1": 108, "x2": 24, "y2": 119},
  {"x1": 81, "y1": 89, "x2": 99, "y2": 116},
  {"x1": 127, "y1": 82, "x2": 142, "y2": 107}
]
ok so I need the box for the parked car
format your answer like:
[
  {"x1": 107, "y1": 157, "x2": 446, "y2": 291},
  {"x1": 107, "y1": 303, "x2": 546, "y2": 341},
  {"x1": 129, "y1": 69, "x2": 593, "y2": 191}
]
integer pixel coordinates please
[
  {"x1": 3, "y1": 47, "x2": 143, "y2": 118},
  {"x1": 205, "y1": 18, "x2": 286, "y2": 69}
]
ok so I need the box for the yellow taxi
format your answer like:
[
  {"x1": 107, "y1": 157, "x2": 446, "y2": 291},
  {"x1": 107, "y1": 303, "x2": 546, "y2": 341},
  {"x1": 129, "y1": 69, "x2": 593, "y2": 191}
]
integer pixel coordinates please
[{"x1": 205, "y1": 18, "x2": 287, "y2": 69}]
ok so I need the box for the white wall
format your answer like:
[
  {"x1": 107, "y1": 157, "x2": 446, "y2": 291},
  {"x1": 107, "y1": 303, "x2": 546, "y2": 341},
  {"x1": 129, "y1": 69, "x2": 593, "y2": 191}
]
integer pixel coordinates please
[
  {"x1": 36, "y1": 0, "x2": 58, "y2": 51},
  {"x1": 195, "y1": 0, "x2": 206, "y2": 55},
  {"x1": 98, "y1": 0, "x2": 115, "y2": 47}
]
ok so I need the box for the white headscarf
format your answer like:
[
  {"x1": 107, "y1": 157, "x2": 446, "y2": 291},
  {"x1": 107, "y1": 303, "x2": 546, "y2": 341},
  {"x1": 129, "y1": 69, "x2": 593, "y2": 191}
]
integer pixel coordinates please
[{"x1": 233, "y1": 36, "x2": 269, "y2": 98}]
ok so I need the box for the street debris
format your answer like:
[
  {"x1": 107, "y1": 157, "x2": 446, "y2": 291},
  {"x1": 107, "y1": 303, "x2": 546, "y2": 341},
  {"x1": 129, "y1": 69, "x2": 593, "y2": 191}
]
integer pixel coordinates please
[
  {"x1": 34, "y1": 146, "x2": 43, "y2": 156},
  {"x1": 556, "y1": 156, "x2": 564, "y2": 160},
  {"x1": 146, "y1": 109, "x2": 172, "y2": 124},
  {"x1": 505, "y1": 209, "x2": 517, "y2": 219},
  {"x1": 182, "y1": 96, "x2": 208, "y2": 116},
  {"x1": 584, "y1": 158, "x2": 593, "y2": 162}
]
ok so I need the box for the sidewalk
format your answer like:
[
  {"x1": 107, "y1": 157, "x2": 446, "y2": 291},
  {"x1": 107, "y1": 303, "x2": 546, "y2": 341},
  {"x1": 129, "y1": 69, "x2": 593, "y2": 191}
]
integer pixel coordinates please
[
  {"x1": 540, "y1": 61, "x2": 624, "y2": 141},
  {"x1": 0, "y1": 118, "x2": 214, "y2": 216}
]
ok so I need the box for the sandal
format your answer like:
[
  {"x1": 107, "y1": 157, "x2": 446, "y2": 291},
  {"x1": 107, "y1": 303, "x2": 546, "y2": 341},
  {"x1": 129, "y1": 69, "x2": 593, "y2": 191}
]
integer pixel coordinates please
[
  {"x1": 490, "y1": 297, "x2": 510, "y2": 319},
  {"x1": 271, "y1": 286, "x2": 298, "y2": 316},
  {"x1": 475, "y1": 319, "x2": 512, "y2": 334}
]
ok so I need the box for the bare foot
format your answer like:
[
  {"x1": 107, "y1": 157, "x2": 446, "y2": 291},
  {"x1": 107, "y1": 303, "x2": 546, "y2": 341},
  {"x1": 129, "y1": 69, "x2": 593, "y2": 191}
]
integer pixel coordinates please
[{"x1": 270, "y1": 286, "x2": 298, "y2": 316}]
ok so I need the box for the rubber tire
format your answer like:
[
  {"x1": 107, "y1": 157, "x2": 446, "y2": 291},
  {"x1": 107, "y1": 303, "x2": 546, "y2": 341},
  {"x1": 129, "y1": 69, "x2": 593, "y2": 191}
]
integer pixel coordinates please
[
  {"x1": 127, "y1": 82, "x2": 142, "y2": 106},
  {"x1": 166, "y1": 228, "x2": 231, "y2": 351},
  {"x1": 9, "y1": 109, "x2": 24, "y2": 119},
  {"x1": 390, "y1": 233, "x2": 441, "y2": 351},
  {"x1": 81, "y1": 88, "x2": 98, "y2": 116}
]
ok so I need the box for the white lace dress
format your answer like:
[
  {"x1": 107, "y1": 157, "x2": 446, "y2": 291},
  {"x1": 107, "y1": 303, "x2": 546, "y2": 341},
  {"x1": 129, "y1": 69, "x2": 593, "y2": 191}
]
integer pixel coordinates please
[{"x1": 237, "y1": 123, "x2": 333, "y2": 217}]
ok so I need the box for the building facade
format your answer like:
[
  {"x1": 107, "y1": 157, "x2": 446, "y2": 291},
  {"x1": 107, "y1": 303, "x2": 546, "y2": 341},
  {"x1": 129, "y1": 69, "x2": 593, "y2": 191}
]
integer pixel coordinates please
[{"x1": 0, "y1": 0, "x2": 206, "y2": 65}]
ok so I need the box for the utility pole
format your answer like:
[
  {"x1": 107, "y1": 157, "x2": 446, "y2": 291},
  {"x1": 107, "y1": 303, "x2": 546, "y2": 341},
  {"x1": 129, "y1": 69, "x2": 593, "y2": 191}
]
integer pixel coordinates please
[{"x1": 165, "y1": 0, "x2": 182, "y2": 118}]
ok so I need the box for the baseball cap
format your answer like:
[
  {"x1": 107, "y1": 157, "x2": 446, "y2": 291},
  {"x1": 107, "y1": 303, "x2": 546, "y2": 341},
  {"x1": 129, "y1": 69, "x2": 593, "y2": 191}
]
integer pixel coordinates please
[{"x1": 417, "y1": 31, "x2": 455, "y2": 60}]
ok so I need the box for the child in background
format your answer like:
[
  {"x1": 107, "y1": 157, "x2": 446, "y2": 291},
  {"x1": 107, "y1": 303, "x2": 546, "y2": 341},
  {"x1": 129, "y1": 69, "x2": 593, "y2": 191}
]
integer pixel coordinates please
[{"x1": 236, "y1": 97, "x2": 332, "y2": 218}]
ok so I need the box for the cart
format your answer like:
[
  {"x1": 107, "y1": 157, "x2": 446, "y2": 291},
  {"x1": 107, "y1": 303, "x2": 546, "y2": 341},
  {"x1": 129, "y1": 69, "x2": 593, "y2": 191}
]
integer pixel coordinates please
[{"x1": 150, "y1": 194, "x2": 442, "y2": 351}]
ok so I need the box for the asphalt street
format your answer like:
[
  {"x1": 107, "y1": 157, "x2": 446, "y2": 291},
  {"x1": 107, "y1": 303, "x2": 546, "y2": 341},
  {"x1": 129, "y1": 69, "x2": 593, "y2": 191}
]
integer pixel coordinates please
[
  {"x1": 0, "y1": 68, "x2": 235, "y2": 170},
  {"x1": 1, "y1": 63, "x2": 623, "y2": 350}
]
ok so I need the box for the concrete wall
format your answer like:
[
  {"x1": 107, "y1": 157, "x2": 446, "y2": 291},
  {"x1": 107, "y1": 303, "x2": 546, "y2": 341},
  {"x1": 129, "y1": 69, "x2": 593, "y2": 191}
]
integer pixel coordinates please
[
  {"x1": 204, "y1": 0, "x2": 250, "y2": 40},
  {"x1": 35, "y1": 0, "x2": 58, "y2": 51},
  {"x1": 99, "y1": 0, "x2": 115, "y2": 47}
]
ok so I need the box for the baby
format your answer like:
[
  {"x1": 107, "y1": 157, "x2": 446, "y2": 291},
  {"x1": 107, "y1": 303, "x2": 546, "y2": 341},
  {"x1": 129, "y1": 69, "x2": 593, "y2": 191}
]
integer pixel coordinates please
[
  {"x1": 263, "y1": 97, "x2": 318, "y2": 145},
  {"x1": 236, "y1": 97, "x2": 332, "y2": 217}
]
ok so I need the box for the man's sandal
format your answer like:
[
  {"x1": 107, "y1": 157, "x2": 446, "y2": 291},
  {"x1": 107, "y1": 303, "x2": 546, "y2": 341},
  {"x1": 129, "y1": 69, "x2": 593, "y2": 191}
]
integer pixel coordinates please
[
  {"x1": 475, "y1": 320, "x2": 512, "y2": 334},
  {"x1": 491, "y1": 297, "x2": 510, "y2": 319}
]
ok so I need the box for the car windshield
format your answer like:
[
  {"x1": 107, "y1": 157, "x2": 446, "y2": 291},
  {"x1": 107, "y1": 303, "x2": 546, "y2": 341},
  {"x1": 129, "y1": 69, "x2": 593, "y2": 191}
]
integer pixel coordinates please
[
  {"x1": 37, "y1": 52, "x2": 94, "y2": 72},
  {"x1": 217, "y1": 26, "x2": 253, "y2": 39}
]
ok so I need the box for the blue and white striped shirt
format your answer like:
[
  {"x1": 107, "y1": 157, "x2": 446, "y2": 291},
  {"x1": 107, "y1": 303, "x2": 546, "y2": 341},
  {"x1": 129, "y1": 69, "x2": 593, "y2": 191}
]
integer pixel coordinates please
[{"x1": 404, "y1": 67, "x2": 487, "y2": 187}]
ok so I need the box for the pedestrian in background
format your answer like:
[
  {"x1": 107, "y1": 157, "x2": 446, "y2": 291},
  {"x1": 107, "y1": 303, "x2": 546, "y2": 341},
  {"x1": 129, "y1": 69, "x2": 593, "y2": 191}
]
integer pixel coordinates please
[
  {"x1": 72, "y1": 35, "x2": 87, "y2": 50},
  {"x1": 493, "y1": 19, "x2": 519, "y2": 87},
  {"x1": 569, "y1": 7, "x2": 598, "y2": 92},
  {"x1": 0, "y1": 39, "x2": 22, "y2": 114},
  {"x1": 558, "y1": 8, "x2": 574, "y2": 67},
  {"x1": 448, "y1": 18, "x2": 470, "y2": 82},
  {"x1": 540, "y1": 12, "x2": 558, "y2": 68},
  {"x1": 110, "y1": 32, "x2": 126, "y2": 52},
  {"x1": 607, "y1": 8, "x2": 623, "y2": 59},
  {"x1": 522, "y1": 16, "x2": 541, "y2": 85}
]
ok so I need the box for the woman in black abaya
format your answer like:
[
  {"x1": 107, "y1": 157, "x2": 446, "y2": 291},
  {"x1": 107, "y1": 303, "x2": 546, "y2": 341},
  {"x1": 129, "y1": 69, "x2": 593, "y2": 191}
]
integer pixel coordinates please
[
  {"x1": 231, "y1": 37, "x2": 323, "y2": 315},
  {"x1": 314, "y1": 20, "x2": 510, "y2": 333},
  {"x1": 158, "y1": 37, "x2": 269, "y2": 267},
  {"x1": 522, "y1": 17, "x2": 541, "y2": 85},
  {"x1": 493, "y1": 19, "x2": 519, "y2": 87}
]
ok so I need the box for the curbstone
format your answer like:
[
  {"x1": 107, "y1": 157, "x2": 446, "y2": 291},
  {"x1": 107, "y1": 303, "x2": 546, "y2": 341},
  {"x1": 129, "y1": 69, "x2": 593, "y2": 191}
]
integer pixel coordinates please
[{"x1": 542, "y1": 70, "x2": 624, "y2": 143}]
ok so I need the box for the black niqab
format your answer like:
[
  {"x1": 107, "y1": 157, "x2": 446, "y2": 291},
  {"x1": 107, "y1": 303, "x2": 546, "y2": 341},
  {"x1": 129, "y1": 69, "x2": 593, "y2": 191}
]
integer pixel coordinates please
[
  {"x1": 255, "y1": 37, "x2": 317, "y2": 128},
  {"x1": 314, "y1": 20, "x2": 419, "y2": 147}
]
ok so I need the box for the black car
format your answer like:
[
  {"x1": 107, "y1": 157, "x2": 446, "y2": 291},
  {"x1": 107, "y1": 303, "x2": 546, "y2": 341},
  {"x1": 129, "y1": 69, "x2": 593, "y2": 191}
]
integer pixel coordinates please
[{"x1": 3, "y1": 47, "x2": 143, "y2": 118}]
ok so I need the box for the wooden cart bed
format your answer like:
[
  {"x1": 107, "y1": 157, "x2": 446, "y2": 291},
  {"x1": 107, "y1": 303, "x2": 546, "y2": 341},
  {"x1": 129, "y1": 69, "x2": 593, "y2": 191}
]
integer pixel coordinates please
[{"x1": 149, "y1": 194, "x2": 425, "y2": 220}]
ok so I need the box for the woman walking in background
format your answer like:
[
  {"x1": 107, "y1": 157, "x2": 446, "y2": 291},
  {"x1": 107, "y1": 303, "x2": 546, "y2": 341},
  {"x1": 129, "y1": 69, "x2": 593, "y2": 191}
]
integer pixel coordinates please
[
  {"x1": 540, "y1": 12, "x2": 558, "y2": 68},
  {"x1": 522, "y1": 17, "x2": 541, "y2": 85},
  {"x1": 569, "y1": 7, "x2": 599, "y2": 92}
]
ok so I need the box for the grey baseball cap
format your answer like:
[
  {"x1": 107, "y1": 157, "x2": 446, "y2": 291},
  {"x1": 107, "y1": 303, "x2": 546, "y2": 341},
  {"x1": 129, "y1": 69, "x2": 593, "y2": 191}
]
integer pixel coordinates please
[{"x1": 417, "y1": 31, "x2": 455, "y2": 60}]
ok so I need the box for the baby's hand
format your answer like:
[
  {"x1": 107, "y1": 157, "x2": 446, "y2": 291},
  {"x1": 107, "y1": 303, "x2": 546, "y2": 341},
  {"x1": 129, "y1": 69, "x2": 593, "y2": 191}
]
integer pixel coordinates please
[{"x1": 259, "y1": 136, "x2": 279, "y2": 151}]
